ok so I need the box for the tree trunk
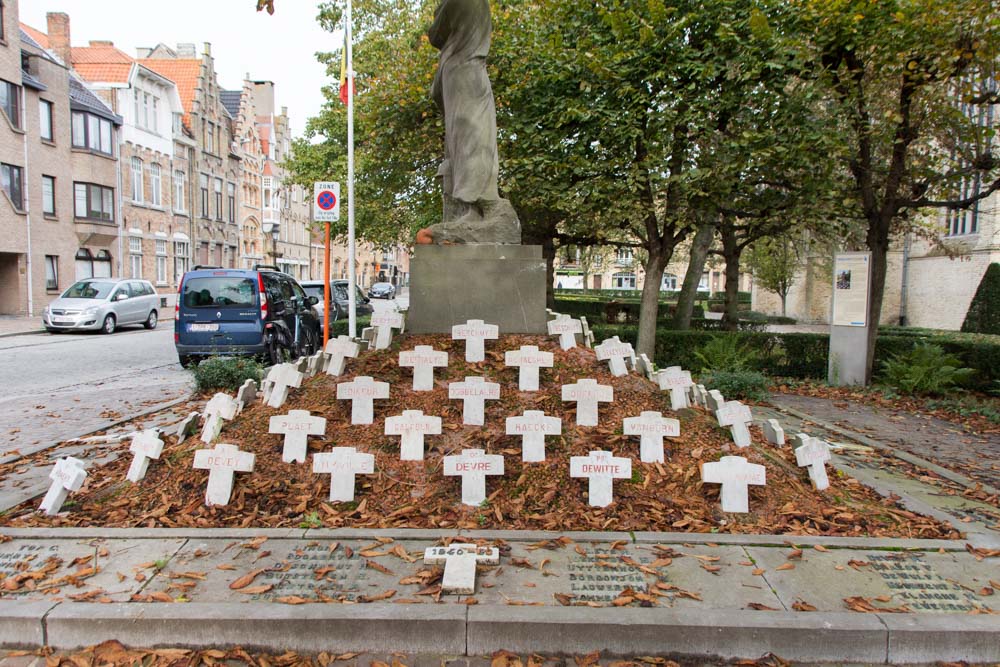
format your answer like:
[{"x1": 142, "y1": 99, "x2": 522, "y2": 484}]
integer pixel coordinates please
[
  {"x1": 673, "y1": 222, "x2": 714, "y2": 330},
  {"x1": 636, "y1": 248, "x2": 668, "y2": 359},
  {"x1": 863, "y1": 219, "x2": 891, "y2": 384},
  {"x1": 542, "y1": 236, "x2": 556, "y2": 310},
  {"x1": 780, "y1": 292, "x2": 787, "y2": 317},
  {"x1": 720, "y1": 226, "x2": 742, "y2": 331}
]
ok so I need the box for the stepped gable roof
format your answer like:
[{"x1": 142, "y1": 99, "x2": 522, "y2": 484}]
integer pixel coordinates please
[
  {"x1": 138, "y1": 58, "x2": 201, "y2": 128},
  {"x1": 71, "y1": 44, "x2": 134, "y2": 84}
]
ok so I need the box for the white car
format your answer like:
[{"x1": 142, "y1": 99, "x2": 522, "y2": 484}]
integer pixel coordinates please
[{"x1": 42, "y1": 278, "x2": 160, "y2": 334}]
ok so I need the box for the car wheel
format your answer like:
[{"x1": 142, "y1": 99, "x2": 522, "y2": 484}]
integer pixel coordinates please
[
  {"x1": 266, "y1": 332, "x2": 290, "y2": 366},
  {"x1": 144, "y1": 310, "x2": 158, "y2": 330},
  {"x1": 178, "y1": 355, "x2": 197, "y2": 368},
  {"x1": 101, "y1": 314, "x2": 116, "y2": 335}
]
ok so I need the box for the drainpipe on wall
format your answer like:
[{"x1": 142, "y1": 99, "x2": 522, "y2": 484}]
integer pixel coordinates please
[
  {"x1": 899, "y1": 232, "x2": 911, "y2": 327},
  {"x1": 115, "y1": 132, "x2": 124, "y2": 278},
  {"x1": 22, "y1": 103, "x2": 34, "y2": 317}
]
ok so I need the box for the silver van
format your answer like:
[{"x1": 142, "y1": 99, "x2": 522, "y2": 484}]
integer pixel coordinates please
[{"x1": 42, "y1": 278, "x2": 160, "y2": 334}]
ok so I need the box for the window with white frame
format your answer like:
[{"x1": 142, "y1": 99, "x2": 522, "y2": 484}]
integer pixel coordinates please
[
  {"x1": 661, "y1": 273, "x2": 678, "y2": 291},
  {"x1": 150, "y1": 164, "x2": 161, "y2": 206},
  {"x1": 131, "y1": 157, "x2": 144, "y2": 202},
  {"x1": 612, "y1": 272, "x2": 636, "y2": 290},
  {"x1": 155, "y1": 239, "x2": 168, "y2": 284},
  {"x1": 173, "y1": 170, "x2": 185, "y2": 211},
  {"x1": 129, "y1": 235, "x2": 143, "y2": 279},
  {"x1": 214, "y1": 178, "x2": 223, "y2": 219},
  {"x1": 42, "y1": 175, "x2": 55, "y2": 215},
  {"x1": 152, "y1": 97, "x2": 159, "y2": 133},
  {"x1": 227, "y1": 182, "x2": 236, "y2": 223},
  {"x1": 615, "y1": 247, "x2": 634, "y2": 265},
  {"x1": 173, "y1": 241, "x2": 190, "y2": 283}
]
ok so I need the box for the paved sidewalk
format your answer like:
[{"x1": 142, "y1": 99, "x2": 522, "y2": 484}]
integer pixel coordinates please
[{"x1": 0, "y1": 317, "x2": 44, "y2": 338}]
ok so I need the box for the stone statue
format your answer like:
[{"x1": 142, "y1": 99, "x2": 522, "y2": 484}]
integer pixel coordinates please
[{"x1": 416, "y1": 0, "x2": 521, "y2": 245}]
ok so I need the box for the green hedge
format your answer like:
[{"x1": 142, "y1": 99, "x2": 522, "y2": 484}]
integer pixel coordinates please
[
  {"x1": 553, "y1": 298, "x2": 704, "y2": 323},
  {"x1": 588, "y1": 325, "x2": 999, "y2": 391},
  {"x1": 328, "y1": 315, "x2": 372, "y2": 338}
]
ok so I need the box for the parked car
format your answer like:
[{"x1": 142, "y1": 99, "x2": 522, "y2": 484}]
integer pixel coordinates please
[
  {"x1": 368, "y1": 282, "x2": 396, "y2": 299},
  {"x1": 299, "y1": 279, "x2": 374, "y2": 327},
  {"x1": 42, "y1": 278, "x2": 159, "y2": 334},
  {"x1": 174, "y1": 266, "x2": 322, "y2": 367}
]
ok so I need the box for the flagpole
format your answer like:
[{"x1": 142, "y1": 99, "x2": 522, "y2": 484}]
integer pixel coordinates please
[{"x1": 346, "y1": 0, "x2": 357, "y2": 339}]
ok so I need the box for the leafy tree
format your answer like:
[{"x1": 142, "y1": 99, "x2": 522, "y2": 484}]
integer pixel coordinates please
[
  {"x1": 747, "y1": 237, "x2": 803, "y2": 317},
  {"x1": 803, "y1": 0, "x2": 1000, "y2": 381},
  {"x1": 962, "y1": 263, "x2": 1000, "y2": 335}
]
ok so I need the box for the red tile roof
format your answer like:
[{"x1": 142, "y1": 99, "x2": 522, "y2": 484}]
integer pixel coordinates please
[
  {"x1": 20, "y1": 23, "x2": 50, "y2": 48},
  {"x1": 138, "y1": 59, "x2": 203, "y2": 128},
  {"x1": 72, "y1": 44, "x2": 135, "y2": 84}
]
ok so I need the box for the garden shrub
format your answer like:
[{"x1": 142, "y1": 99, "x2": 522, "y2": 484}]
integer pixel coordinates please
[
  {"x1": 877, "y1": 343, "x2": 975, "y2": 396},
  {"x1": 192, "y1": 356, "x2": 264, "y2": 393},
  {"x1": 694, "y1": 335, "x2": 761, "y2": 373},
  {"x1": 701, "y1": 370, "x2": 771, "y2": 402},
  {"x1": 962, "y1": 263, "x2": 1000, "y2": 335}
]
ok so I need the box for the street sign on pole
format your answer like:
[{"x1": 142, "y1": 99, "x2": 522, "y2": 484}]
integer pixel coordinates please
[{"x1": 313, "y1": 182, "x2": 340, "y2": 222}]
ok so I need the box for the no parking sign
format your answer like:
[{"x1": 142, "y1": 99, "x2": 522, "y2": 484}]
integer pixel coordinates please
[{"x1": 313, "y1": 182, "x2": 341, "y2": 222}]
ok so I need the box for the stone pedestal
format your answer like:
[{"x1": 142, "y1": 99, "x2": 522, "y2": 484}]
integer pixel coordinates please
[{"x1": 408, "y1": 245, "x2": 547, "y2": 334}]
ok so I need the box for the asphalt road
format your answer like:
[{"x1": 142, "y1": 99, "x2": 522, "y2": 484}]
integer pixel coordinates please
[{"x1": 0, "y1": 323, "x2": 192, "y2": 456}]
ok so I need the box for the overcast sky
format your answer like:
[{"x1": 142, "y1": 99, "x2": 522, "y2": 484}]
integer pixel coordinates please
[{"x1": 20, "y1": 0, "x2": 339, "y2": 137}]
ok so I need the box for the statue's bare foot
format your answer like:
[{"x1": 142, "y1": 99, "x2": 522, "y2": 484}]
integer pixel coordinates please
[{"x1": 415, "y1": 228, "x2": 434, "y2": 245}]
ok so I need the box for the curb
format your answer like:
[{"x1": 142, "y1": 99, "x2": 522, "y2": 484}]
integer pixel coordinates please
[
  {"x1": 2, "y1": 600, "x2": 998, "y2": 663},
  {"x1": 0, "y1": 328, "x2": 45, "y2": 339}
]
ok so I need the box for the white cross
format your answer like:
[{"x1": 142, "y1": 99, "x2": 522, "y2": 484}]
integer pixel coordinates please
[
  {"x1": 763, "y1": 419, "x2": 785, "y2": 446},
  {"x1": 443, "y1": 448, "x2": 504, "y2": 506},
  {"x1": 505, "y1": 410, "x2": 562, "y2": 462},
  {"x1": 580, "y1": 316, "x2": 595, "y2": 348},
  {"x1": 269, "y1": 409, "x2": 327, "y2": 463},
  {"x1": 360, "y1": 327, "x2": 376, "y2": 351},
  {"x1": 448, "y1": 377, "x2": 500, "y2": 426},
  {"x1": 175, "y1": 411, "x2": 200, "y2": 442},
  {"x1": 370, "y1": 312, "x2": 405, "y2": 350},
  {"x1": 452, "y1": 319, "x2": 499, "y2": 363},
  {"x1": 794, "y1": 434, "x2": 832, "y2": 491},
  {"x1": 385, "y1": 410, "x2": 443, "y2": 461},
  {"x1": 39, "y1": 457, "x2": 87, "y2": 516},
  {"x1": 305, "y1": 351, "x2": 325, "y2": 377},
  {"x1": 547, "y1": 314, "x2": 582, "y2": 350},
  {"x1": 266, "y1": 363, "x2": 304, "y2": 409},
  {"x1": 561, "y1": 379, "x2": 614, "y2": 427},
  {"x1": 636, "y1": 353, "x2": 656, "y2": 381},
  {"x1": 569, "y1": 450, "x2": 631, "y2": 508},
  {"x1": 126, "y1": 429, "x2": 164, "y2": 483},
  {"x1": 424, "y1": 544, "x2": 499, "y2": 595},
  {"x1": 716, "y1": 401, "x2": 754, "y2": 448},
  {"x1": 201, "y1": 393, "x2": 240, "y2": 444},
  {"x1": 689, "y1": 384, "x2": 708, "y2": 408},
  {"x1": 235, "y1": 379, "x2": 258, "y2": 413},
  {"x1": 657, "y1": 367, "x2": 694, "y2": 410},
  {"x1": 324, "y1": 335, "x2": 361, "y2": 376},
  {"x1": 623, "y1": 411, "x2": 680, "y2": 463},
  {"x1": 313, "y1": 447, "x2": 375, "y2": 502},
  {"x1": 294, "y1": 356, "x2": 310, "y2": 373},
  {"x1": 706, "y1": 389, "x2": 725, "y2": 412},
  {"x1": 399, "y1": 345, "x2": 449, "y2": 391},
  {"x1": 193, "y1": 443, "x2": 255, "y2": 507},
  {"x1": 504, "y1": 345, "x2": 554, "y2": 391},
  {"x1": 337, "y1": 376, "x2": 390, "y2": 425},
  {"x1": 594, "y1": 337, "x2": 634, "y2": 377},
  {"x1": 700, "y1": 455, "x2": 766, "y2": 513}
]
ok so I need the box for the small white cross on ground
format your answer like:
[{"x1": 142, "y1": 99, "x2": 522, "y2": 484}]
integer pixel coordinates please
[
  {"x1": 506, "y1": 410, "x2": 562, "y2": 462},
  {"x1": 200, "y1": 393, "x2": 240, "y2": 444},
  {"x1": 452, "y1": 320, "x2": 500, "y2": 363},
  {"x1": 623, "y1": 411, "x2": 680, "y2": 463},
  {"x1": 448, "y1": 377, "x2": 500, "y2": 426},
  {"x1": 569, "y1": 450, "x2": 632, "y2": 508},
  {"x1": 561, "y1": 379, "x2": 614, "y2": 427},
  {"x1": 269, "y1": 409, "x2": 327, "y2": 463},
  {"x1": 763, "y1": 419, "x2": 785, "y2": 446},
  {"x1": 443, "y1": 448, "x2": 504, "y2": 506},
  {"x1": 337, "y1": 376, "x2": 391, "y2": 425},
  {"x1": 504, "y1": 345, "x2": 554, "y2": 391},
  {"x1": 716, "y1": 401, "x2": 754, "y2": 448},
  {"x1": 594, "y1": 337, "x2": 634, "y2": 377},
  {"x1": 324, "y1": 335, "x2": 361, "y2": 377},
  {"x1": 424, "y1": 544, "x2": 500, "y2": 595},
  {"x1": 706, "y1": 390, "x2": 725, "y2": 412},
  {"x1": 370, "y1": 312, "x2": 405, "y2": 350},
  {"x1": 313, "y1": 447, "x2": 375, "y2": 502},
  {"x1": 580, "y1": 316, "x2": 595, "y2": 348},
  {"x1": 39, "y1": 457, "x2": 87, "y2": 516},
  {"x1": 547, "y1": 314, "x2": 583, "y2": 350},
  {"x1": 126, "y1": 429, "x2": 164, "y2": 483},
  {"x1": 235, "y1": 379, "x2": 258, "y2": 412},
  {"x1": 700, "y1": 455, "x2": 766, "y2": 513},
  {"x1": 305, "y1": 351, "x2": 325, "y2": 377},
  {"x1": 193, "y1": 443, "x2": 255, "y2": 507},
  {"x1": 385, "y1": 410, "x2": 443, "y2": 461},
  {"x1": 399, "y1": 346, "x2": 449, "y2": 391},
  {"x1": 657, "y1": 367, "x2": 694, "y2": 410},
  {"x1": 175, "y1": 411, "x2": 200, "y2": 442},
  {"x1": 691, "y1": 384, "x2": 708, "y2": 408},
  {"x1": 794, "y1": 434, "x2": 832, "y2": 491},
  {"x1": 266, "y1": 363, "x2": 304, "y2": 409}
]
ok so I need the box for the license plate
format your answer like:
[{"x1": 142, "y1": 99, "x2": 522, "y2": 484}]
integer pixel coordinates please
[
  {"x1": 190, "y1": 323, "x2": 219, "y2": 332},
  {"x1": 52, "y1": 317, "x2": 73, "y2": 324}
]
